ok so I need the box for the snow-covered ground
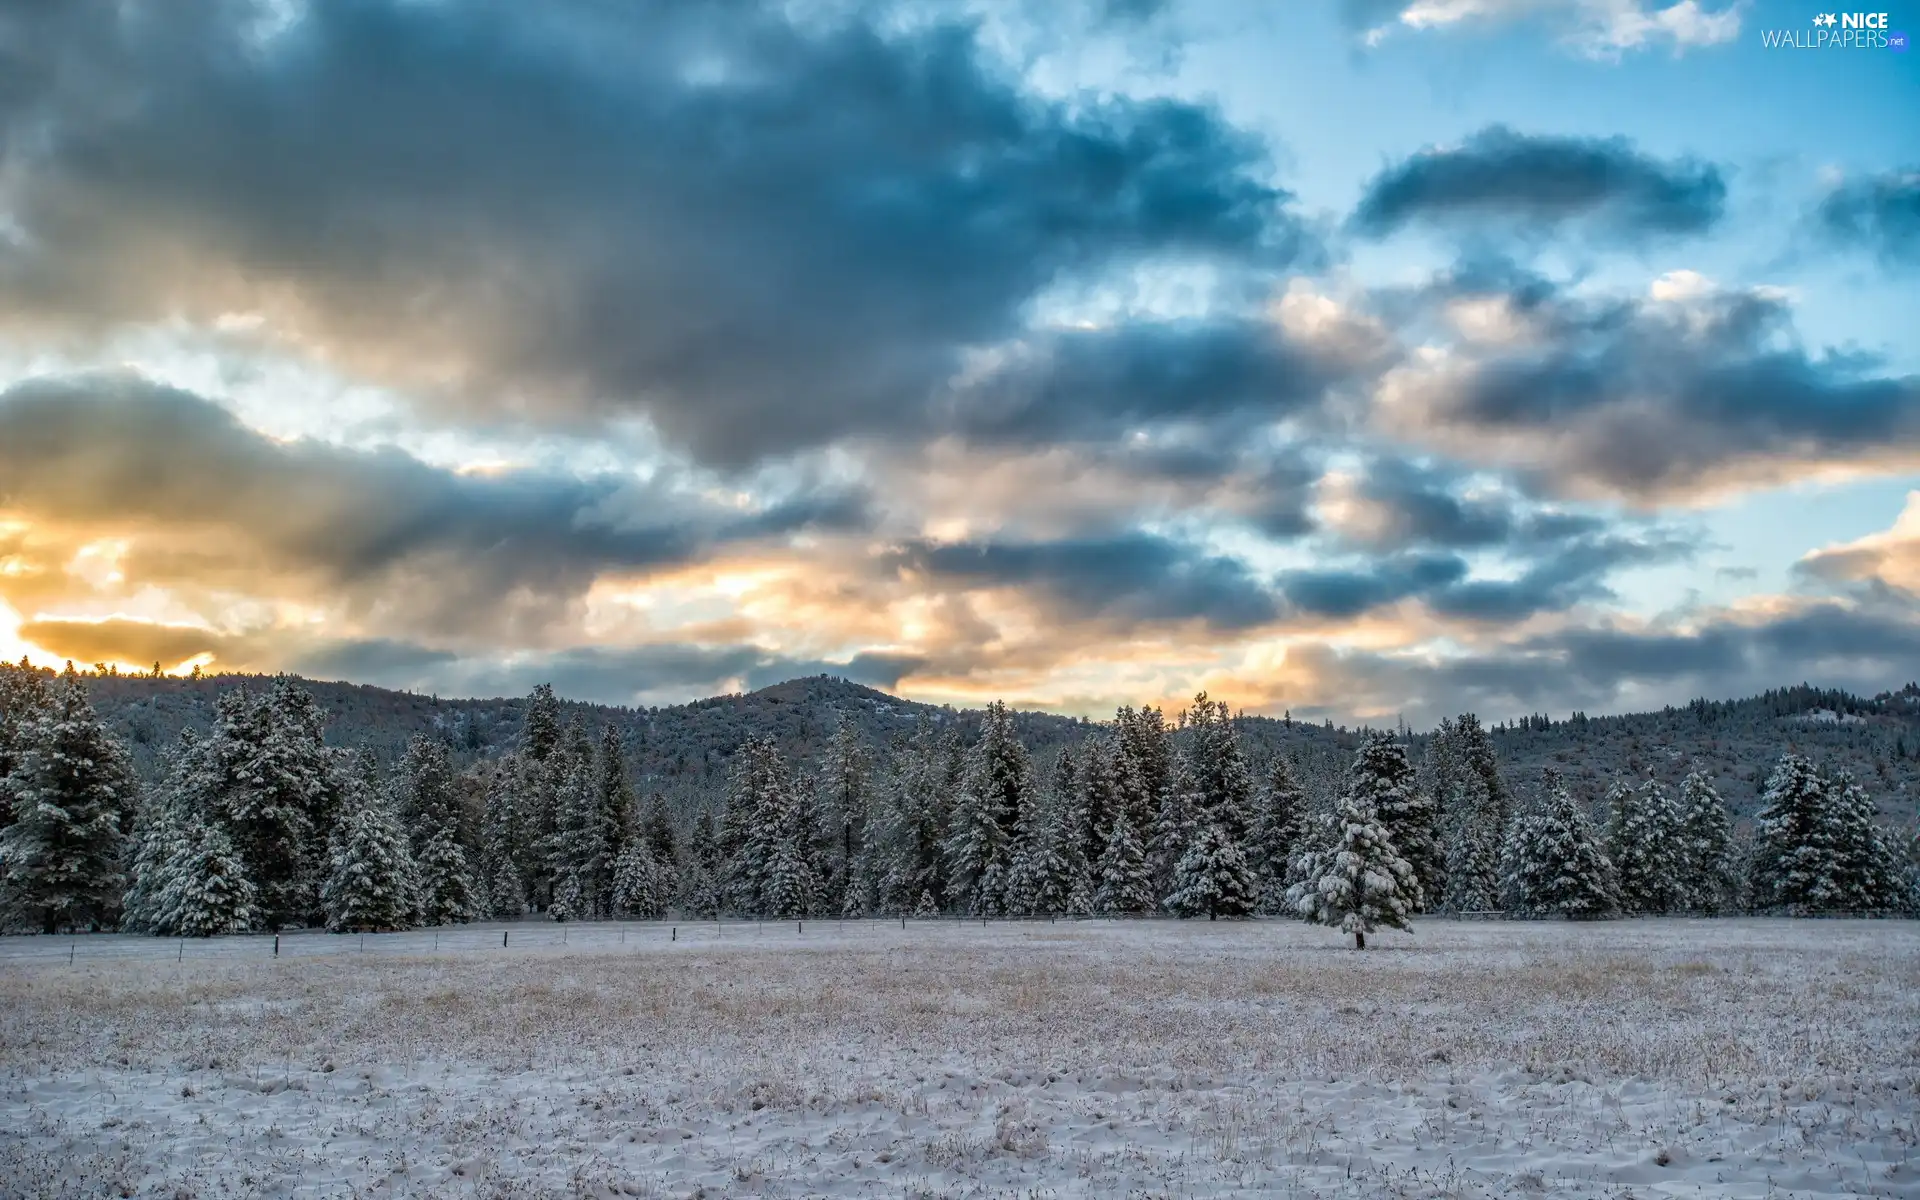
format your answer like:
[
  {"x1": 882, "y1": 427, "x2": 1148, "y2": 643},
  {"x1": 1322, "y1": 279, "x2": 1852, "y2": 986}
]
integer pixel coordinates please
[{"x1": 2, "y1": 917, "x2": 1916, "y2": 1198}]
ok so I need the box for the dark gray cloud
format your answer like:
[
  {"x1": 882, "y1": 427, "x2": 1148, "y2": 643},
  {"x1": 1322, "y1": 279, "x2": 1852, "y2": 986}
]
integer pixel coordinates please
[
  {"x1": 1815, "y1": 168, "x2": 1920, "y2": 268},
  {"x1": 1277, "y1": 554, "x2": 1468, "y2": 619},
  {"x1": 1384, "y1": 269, "x2": 1920, "y2": 498},
  {"x1": 0, "y1": 0, "x2": 1317, "y2": 467},
  {"x1": 1350, "y1": 126, "x2": 1726, "y2": 240},
  {"x1": 942, "y1": 319, "x2": 1358, "y2": 448},
  {"x1": 1332, "y1": 457, "x2": 1612, "y2": 550},
  {"x1": 893, "y1": 533, "x2": 1282, "y2": 630},
  {"x1": 1272, "y1": 601, "x2": 1920, "y2": 727},
  {"x1": 0, "y1": 372, "x2": 863, "y2": 634}
]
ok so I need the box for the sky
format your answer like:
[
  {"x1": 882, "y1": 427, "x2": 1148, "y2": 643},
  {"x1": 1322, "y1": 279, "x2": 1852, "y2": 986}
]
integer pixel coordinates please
[{"x1": 0, "y1": 0, "x2": 1915, "y2": 726}]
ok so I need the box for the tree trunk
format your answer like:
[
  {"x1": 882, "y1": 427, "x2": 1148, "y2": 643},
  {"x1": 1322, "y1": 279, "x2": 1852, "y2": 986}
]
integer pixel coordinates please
[{"x1": 1354, "y1": 930, "x2": 1365, "y2": 950}]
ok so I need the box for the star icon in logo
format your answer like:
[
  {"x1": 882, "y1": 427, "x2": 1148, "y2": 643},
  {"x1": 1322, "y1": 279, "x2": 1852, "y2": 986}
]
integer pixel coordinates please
[{"x1": 1812, "y1": 12, "x2": 1837, "y2": 25}]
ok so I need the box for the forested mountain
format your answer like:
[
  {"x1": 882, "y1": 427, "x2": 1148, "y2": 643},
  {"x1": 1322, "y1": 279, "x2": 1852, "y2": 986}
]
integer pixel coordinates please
[{"x1": 64, "y1": 667, "x2": 1920, "y2": 820}]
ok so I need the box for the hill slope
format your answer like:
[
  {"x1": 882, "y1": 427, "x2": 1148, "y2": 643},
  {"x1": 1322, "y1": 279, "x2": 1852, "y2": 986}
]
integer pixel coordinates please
[{"x1": 61, "y1": 670, "x2": 1920, "y2": 820}]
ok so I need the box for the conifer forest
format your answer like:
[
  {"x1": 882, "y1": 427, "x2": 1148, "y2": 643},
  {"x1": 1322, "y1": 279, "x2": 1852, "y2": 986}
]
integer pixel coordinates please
[{"x1": 4, "y1": 660, "x2": 1916, "y2": 942}]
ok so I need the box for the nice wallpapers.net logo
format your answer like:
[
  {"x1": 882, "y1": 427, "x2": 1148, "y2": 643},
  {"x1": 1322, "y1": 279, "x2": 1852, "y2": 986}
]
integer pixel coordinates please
[{"x1": 1760, "y1": 11, "x2": 1908, "y2": 48}]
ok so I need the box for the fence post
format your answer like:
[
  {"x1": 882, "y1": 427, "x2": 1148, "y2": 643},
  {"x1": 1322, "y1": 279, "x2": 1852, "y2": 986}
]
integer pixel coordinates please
[
  {"x1": 503, "y1": 930, "x2": 509, "y2": 947},
  {"x1": 358, "y1": 932, "x2": 364, "y2": 952},
  {"x1": 672, "y1": 926, "x2": 677, "y2": 942},
  {"x1": 434, "y1": 932, "x2": 439, "y2": 952},
  {"x1": 797, "y1": 920, "x2": 803, "y2": 935},
  {"x1": 69, "y1": 939, "x2": 75, "y2": 965},
  {"x1": 274, "y1": 934, "x2": 280, "y2": 958},
  {"x1": 178, "y1": 939, "x2": 184, "y2": 962},
  {"x1": 563, "y1": 925, "x2": 568, "y2": 945}
]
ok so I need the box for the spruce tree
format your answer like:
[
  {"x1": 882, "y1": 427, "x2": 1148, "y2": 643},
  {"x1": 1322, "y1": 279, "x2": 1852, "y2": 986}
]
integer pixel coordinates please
[
  {"x1": 678, "y1": 808, "x2": 722, "y2": 917},
  {"x1": 0, "y1": 663, "x2": 52, "y2": 827},
  {"x1": 198, "y1": 686, "x2": 317, "y2": 929},
  {"x1": 1114, "y1": 705, "x2": 1171, "y2": 833},
  {"x1": 521, "y1": 683, "x2": 564, "y2": 763},
  {"x1": 1288, "y1": 784, "x2": 1422, "y2": 949},
  {"x1": 1750, "y1": 754, "x2": 1842, "y2": 911},
  {"x1": 122, "y1": 732, "x2": 205, "y2": 934},
  {"x1": 1346, "y1": 732, "x2": 1441, "y2": 912},
  {"x1": 611, "y1": 837, "x2": 665, "y2": 918},
  {"x1": 943, "y1": 701, "x2": 1029, "y2": 915},
  {"x1": 1247, "y1": 755, "x2": 1308, "y2": 913},
  {"x1": 1092, "y1": 803, "x2": 1155, "y2": 914},
  {"x1": 1173, "y1": 695, "x2": 1257, "y2": 844},
  {"x1": 1606, "y1": 776, "x2": 1684, "y2": 914},
  {"x1": 322, "y1": 761, "x2": 419, "y2": 933},
  {"x1": 595, "y1": 724, "x2": 633, "y2": 867},
  {"x1": 817, "y1": 717, "x2": 871, "y2": 914},
  {"x1": 1824, "y1": 771, "x2": 1903, "y2": 911},
  {"x1": 0, "y1": 666, "x2": 136, "y2": 933},
  {"x1": 415, "y1": 826, "x2": 478, "y2": 925},
  {"x1": 1077, "y1": 735, "x2": 1124, "y2": 872},
  {"x1": 873, "y1": 722, "x2": 948, "y2": 913},
  {"x1": 395, "y1": 734, "x2": 458, "y2": 854},
  {"x1": 1501, "y1": 771, "x2": 1618, "y2": 918},
  {"x1": 1675, "y1": 772, "x2": 1737, "y2": 913},
  {"x1": 159, "y1": 823, "x2": 257, "y2": 937},
  {"x1": 549, "y1": 754, "x2": 610, "y2": 920},
  {"x1": 478, "y1": 759, "x2": 526, "y2": 918},
  {"x1": 763, "y1": 772, "x2": 818, "y2": 918},
  {"x1": 1441, "y1": 772, "x2": 1502, "y2": 912},
  {"x1": 643, "y1": 792, "x2": 678, "y2": 870},
  {"x1": 1164, "y1": 820, "x2": 1257, "y2": 920}
]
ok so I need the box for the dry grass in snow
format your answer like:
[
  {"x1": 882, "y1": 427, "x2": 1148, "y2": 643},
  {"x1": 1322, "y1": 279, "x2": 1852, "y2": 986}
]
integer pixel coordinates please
[{"x1": 1, "y1": 917, "x2": 1916, "y2": 1197}]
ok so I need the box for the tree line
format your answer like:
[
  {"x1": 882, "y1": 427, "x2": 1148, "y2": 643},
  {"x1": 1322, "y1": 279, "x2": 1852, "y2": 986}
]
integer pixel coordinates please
[{"x1": 2, "y1": 662, "x2": 1917, "y2": 942}]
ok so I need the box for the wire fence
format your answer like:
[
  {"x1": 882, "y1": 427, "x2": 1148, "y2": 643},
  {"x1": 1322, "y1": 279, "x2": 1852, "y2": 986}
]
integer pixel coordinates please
[{"x1": 0, "y1": 906, "x2": 1910, "y2": 969}]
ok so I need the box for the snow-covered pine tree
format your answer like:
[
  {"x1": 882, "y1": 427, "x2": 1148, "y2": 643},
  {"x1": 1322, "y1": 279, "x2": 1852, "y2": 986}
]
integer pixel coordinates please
[
  {"x1": 643, "y1": 792, "x2": 678, "y2": 871},
  {"x1": 1076, "y1": 735, "x2": 1124, "y2": 873},
  {"x1": 158, "y1": 823, "x2": 257, "y2": 937},
  {"x1": 1346, "y1": 731, "x2": 1441, "y2": 912},
  {"x1": 722, "y1": 735, "x2": 790, "y2": 914},
  {"x1": 1902, "y1": 824, "x2": 1920, "y2": 916},
  {"x1": 549, "y1": 753, "x2": 610, "y2": 920},
  {"x1": 322, "y1": 758, "x2": 420, "y2": 933},
  {"x1": 678, "y1": 808, "x2": 722, "y2": 917},
  {"x1": 762, "y1": 771, "x2": 818, "y2": 918},
  {"x1": 1148, "y1": 781, "x2": 1195, "y2": 899},
  {"x1": 1247, "y1": 755, "x2": 1308, "y2": 913},
  {"x1": 1173, "y1": 695, "x2": 1257, "y2": 844},
  {"x1": 872, "y1": 721, "x2": 949, "y2": 913},
  {"x1": 0, "y1": 665, "x2": 137, "y2": 933},
  {"x1": 1114, "y1": 705, "x2": 1171, "y2": 834},
  {"x1": 478, "y1": 759, "x2": 526, "y2": 918},
  {"x1": 1824, "y1": 771, "x2": 1904, "y2": 911},
  {"x1": 1092, "y1": 802, "x2": 1156, "y2": 914},
  {"x1": 1750, "y1": 754, "x2": 1841, "y2": 912},
  {"x1": 395, "y1": 734, "x2": 458, "y2": 854},
  {"x1": 1164, "y1": 819, "x2": 1257, "y2": 920},
  {"x1": 0, "y1": 663, "x2": 51, "y2": 827},
  {"x1": 415, "y1": 826, "x2": 478, "y2": 926},
  {"x1": 1287, "y1": 783, "x2": 1422, "y2": 949},
  {"x1": 817, "y1": 716, "x2": 871, "y2": 915},
  {"x1": 1675, "y1": 772, "x2": 1737, "y2": 914},
  {"x1": 521, "y1": 682, "x2": 564, "y2": 763},
  {"x1": 943, "y1": 701, "x2": 1029, "y2": 916},
  {"x1": 1433, "y1": 714, "x2": 1508, "y2": 912},
  {"x1": 1441, "y1": 772, "x2": 1502, "y2": 912},
  {"x1": 611, "y1": 836, "x2": 665, "y2": 918},
  {"x1": 1500, "y1": 770, "x2": 1618, "y2": 918},
  {"x1": 194, "y1": 687, "x2": 308, "y2": 930},
  {"x1": 595, "y1": 723, "x2": 633, "y2": 864},
  {"x1": 1605, "y1": 776, "x2": 1684, "y2": 914},
  {"x1": 121, "y1": 731, "x2": 206, "y2": 933},
  {"x1": 913, "y1": 888, "x2": 939, "y2": 917}
]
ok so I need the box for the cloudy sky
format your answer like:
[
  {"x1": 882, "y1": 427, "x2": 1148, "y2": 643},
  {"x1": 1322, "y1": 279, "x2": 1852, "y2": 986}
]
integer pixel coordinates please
[{"x1": 0, "y1": 0, "x2": 1915, "y2": 724}]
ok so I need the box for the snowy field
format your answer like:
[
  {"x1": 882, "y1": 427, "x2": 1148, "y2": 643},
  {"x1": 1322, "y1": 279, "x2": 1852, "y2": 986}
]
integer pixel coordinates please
[{"x1": 2, "y1": 918, "x2": 1916, "y2": 1198}]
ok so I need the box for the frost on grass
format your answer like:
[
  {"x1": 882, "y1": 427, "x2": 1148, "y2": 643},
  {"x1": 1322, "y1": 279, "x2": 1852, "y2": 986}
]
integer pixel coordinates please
[{"x1": 2, "y1": 918, "x2": 1917, "y2": 1198}]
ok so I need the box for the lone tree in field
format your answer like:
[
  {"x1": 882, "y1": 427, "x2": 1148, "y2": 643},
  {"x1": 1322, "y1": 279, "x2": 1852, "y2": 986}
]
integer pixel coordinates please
[
  {"x1": 1501, "y1": 770, "x2": 1618, "y2": 919},
  {"x1": 1288, "y1": 759, "x2": 1424, "y2": 949},
  {"x1": 1347, "y1": 731, "x2": 1441, "y2": 912}
]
